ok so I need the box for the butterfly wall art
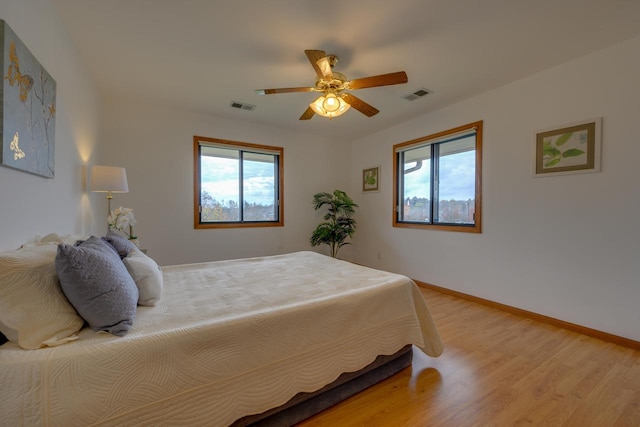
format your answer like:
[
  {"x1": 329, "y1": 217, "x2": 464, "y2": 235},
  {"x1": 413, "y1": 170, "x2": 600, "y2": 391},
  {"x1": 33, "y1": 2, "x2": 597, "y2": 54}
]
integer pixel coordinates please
[{"x1": 1, "y1": 20, "x2": 56, "y2": 178}]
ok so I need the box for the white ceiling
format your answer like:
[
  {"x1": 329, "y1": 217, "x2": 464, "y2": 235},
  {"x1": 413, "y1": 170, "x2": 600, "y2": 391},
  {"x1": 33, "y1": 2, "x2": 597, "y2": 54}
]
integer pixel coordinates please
[{"x1": 52, "y1": 0, "x2": 640, "y2": 142}]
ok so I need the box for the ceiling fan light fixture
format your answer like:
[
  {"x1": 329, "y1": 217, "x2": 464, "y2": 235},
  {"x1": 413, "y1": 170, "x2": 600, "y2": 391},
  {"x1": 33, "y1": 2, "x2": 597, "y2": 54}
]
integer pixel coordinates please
[
  {"x1": 310, "y1": 93, "x2": 350, "y2": 118},
  {"x1": 259, "y1": 49, "x2": 408, "y2": 120},
  {"x1": 322, "y1": 93, "x2": 340, "y2": 112}
]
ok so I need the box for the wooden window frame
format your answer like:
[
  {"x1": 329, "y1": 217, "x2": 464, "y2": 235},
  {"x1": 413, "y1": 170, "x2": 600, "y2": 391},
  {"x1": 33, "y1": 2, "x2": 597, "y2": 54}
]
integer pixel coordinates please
[
  {"x1": 194, "y1": 136, "x2": 284, "y2": 229},
  {"x1": 392, "y1": 121, "x2": 482, "y2": 233}
]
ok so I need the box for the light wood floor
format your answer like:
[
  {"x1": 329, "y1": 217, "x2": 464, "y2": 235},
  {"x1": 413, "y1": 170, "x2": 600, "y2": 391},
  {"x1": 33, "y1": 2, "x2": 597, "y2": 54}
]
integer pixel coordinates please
[{"x1": 299, "y1": 287, "x2": 640, "y2": 426}]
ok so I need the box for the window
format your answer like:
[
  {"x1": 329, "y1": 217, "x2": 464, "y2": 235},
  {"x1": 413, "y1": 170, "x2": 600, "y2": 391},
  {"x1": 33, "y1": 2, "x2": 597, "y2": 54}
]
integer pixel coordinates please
[
  {"x1": 393, "y1": 121, "x2": 482, "y2": 233},
  {"x1": 194, "y1": 136, "x2": 283, "y2": 228}
]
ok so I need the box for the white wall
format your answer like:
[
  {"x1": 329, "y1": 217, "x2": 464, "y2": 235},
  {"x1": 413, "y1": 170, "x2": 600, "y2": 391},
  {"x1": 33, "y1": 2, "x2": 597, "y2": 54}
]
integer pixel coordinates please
[
  {"x1": 350, "y1": 36, "x2": 640, "y2": 341},
  {"x1": 4, "y1": 1, "x2": 635, "y2": 342},
  {"x1": 0, "y1": 0, "x2": 102, "y2": 251},
  {"x1": 100, "y1": 99, "x2": 350, "y2": 266}
]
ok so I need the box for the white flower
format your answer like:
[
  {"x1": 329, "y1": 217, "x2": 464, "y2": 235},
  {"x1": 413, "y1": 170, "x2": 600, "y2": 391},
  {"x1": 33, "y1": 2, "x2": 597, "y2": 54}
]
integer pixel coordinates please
[{"x1": 108, "y1": 207, "x2": 137, "y2": 233}]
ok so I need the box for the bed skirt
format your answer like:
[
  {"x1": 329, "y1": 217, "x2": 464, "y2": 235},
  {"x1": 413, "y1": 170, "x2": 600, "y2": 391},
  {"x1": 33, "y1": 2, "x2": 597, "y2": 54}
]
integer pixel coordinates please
[{"x1": 233, "y1": 345, "x2": 413, "y2": 426}]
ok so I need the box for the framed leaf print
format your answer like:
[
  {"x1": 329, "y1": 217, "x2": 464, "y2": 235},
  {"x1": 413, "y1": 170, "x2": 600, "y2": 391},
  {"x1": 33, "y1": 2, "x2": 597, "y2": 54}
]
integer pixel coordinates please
[
  {"x1": 533, "y1": 118, "x2": 601, "y2": 177},
  {"x1": 362, "y1": 165, "x2": 380, "y2": 192}
]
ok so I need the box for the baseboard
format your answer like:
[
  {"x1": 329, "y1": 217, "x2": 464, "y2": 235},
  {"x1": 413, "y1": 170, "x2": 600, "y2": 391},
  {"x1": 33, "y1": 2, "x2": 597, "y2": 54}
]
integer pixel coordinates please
[{"x1": 415, "y1": 280, "x2": 640, "y2": 351}]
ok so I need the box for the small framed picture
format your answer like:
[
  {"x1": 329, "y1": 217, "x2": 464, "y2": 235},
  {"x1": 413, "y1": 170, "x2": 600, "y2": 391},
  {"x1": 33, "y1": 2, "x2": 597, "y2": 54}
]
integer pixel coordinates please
[
  {"x1": 533, "y1": 118, "x2": 601, "y2": 177},
  {"x1": 362, "y1": 166, "x2": 380, "y2": 192}
]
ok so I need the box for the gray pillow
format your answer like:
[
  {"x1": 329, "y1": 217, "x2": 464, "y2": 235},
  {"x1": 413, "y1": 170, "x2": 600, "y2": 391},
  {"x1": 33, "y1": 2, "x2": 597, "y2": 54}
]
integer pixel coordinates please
[
  {"x1": 55, "y1": 236, "x2": 138, "y2": 336},
  {"x1": 102, "y1": 231, "x2": 136, "y2": 259}
]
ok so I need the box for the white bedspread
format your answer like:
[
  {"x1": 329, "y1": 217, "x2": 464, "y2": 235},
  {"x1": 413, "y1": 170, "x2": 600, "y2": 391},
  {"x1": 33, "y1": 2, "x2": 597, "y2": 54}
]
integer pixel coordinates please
[{"x1": 0, "y1": 251, "x2": 443, "y2": 426}]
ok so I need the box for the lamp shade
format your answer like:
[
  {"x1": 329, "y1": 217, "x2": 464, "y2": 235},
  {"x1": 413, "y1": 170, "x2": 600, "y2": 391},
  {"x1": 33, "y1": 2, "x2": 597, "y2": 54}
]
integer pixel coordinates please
[
  {"x1": 91, "y1": 166, "x2": 129, "y2": 193},
  {"x1": 309, "y1": 93, "x2": 350, "y2": 118}
]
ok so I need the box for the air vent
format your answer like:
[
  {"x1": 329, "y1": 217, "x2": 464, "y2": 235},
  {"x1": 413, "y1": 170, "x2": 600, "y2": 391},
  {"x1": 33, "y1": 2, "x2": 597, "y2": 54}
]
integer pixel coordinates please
[
  {"x1": 230, "y1": 101, "x2": 256, "y2": 111},
  {"x1": 403, "y1": 88, "x2": 432, "y2": 101}
]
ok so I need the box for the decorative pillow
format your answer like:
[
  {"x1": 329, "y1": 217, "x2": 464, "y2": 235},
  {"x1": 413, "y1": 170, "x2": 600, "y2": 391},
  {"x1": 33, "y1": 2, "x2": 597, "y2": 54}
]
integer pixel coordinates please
[
  {"x1": 0, "y1": 243, "x2": 84, "y2": 349},
  {"x1": 55, "y1": 236, "x2": 138, "y2": 337},
  {"x1": 102, "y1": 231, "x2": 136, "y2": 259},
  {"x1": 123, "y1": 247, "x2": 163, "y2": 306}
]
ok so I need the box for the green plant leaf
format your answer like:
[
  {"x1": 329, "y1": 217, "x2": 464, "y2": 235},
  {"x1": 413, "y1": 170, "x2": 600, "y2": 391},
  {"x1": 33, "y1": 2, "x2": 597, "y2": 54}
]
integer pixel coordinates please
[
  {"x1": 310, "y1": 189, "x2": 358, "y2": 257},
  {"x1": 543, "y1": 146, "x2": 561, "y2": 157},
  {"x1": 545, "y1": 158, "x2": 561, "y2": 167},
  {"x1": 312, "y1": 192, "x2": 334, "y2": 210},
  {"x1": 365, "y1": 170, "x2": 377, "y2": 185},
  {"x1": 562, "y1": 149, "x2": 585, "y2": 158},
  {"x1": 555, "y1": 132, "x2": 573, "y2": 147}
]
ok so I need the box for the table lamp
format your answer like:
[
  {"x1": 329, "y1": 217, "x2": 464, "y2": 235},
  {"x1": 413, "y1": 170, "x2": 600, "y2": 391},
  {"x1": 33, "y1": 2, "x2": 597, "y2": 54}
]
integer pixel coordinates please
[{"x1": 90, "y1": 165, "x2": 129, "y2": 215}]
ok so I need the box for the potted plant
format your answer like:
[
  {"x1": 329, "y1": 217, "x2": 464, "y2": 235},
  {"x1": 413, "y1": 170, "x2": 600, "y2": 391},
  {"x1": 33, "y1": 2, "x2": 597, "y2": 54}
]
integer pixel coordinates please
[{"x1": 310, "y1": 190, "x2": 358, "y2": 258}]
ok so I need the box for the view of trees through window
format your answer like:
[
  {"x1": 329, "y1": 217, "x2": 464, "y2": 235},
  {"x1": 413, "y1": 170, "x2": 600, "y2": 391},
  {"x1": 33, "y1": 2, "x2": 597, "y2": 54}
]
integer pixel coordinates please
[
  {"x1": 200, "y1": 191, "x2": 276, "y2": 222},
  {"x1": 403, "y1": 196, "x2": 475, "y2": 224}
]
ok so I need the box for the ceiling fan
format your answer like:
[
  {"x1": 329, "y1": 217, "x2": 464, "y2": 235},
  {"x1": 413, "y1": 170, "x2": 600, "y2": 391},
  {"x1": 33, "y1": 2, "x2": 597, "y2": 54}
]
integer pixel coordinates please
[{"x1": 255, "y1": 50, "x2": 408, "y2": 120}]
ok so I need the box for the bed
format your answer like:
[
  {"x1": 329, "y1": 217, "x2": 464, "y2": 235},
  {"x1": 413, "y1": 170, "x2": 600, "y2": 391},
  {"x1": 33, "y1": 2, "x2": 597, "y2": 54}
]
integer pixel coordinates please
[{"x1": 0, "y1": 241, "x2": 443, "y2": 426}]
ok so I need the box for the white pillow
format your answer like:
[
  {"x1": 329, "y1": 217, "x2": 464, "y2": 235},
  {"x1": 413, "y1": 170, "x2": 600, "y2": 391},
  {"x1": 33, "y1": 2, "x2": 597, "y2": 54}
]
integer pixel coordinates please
[
  {"x1": 0, "y1": 243, "x2": 84, "y2": 349},
  {"x1": 123, "y1": 247, "x2": 163, "y2": 306}
]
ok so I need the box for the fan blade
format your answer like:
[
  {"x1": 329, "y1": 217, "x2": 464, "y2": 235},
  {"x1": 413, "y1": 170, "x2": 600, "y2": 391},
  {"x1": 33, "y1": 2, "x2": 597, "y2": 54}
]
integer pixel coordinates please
[
  {"x1": 341, "y1": 93, "x2": 379, "y2": 117},
  {"x1": 299, "y1": 106, "x2": 315, "y2": 120},
  {"x1": 255, "y1": 87, "x2": 315, "y2": 95},
  {"x1": 347, "y1": 71, "x2": 408, "y2": 90},
  {"x1": 316, "y1": 57, "x2": 333, "y2": 79},
  {"x1": 305, "y1": 50, "x2": 330, "y2": 79}
]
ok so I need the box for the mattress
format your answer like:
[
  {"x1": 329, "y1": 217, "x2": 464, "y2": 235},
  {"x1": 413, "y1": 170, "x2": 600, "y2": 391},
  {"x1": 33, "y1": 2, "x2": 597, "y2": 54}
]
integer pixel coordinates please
[{"x1": 0, "y1": 251, "x2": 443, "y2": 426}]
